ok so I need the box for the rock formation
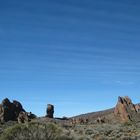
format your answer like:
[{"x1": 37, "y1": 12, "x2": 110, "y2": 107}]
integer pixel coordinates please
[
  {"x1": 18, "y1": 111, "x2": 30, "y2": 123},
  {"x1": 13, "y1": 100, "x2": 25, "y2": 116},
  {"x1": 0, "y1": 98, "x2": 25, "y2": 123},
  {"x1": 135, "y1": 104, "x2": 140, "y2": 112},
  {"x1": 114, "y1": 96, "x2": 137, "y2": 122},
  {"x1": 46, "y1": 104, "x2": 54, "y2": 118},
  {"x1": 70, "y1": 117, "x2": 89, "y2": 125},
  {"x1": 96, "y1": 117, "x2": 106, "y2": 124}
]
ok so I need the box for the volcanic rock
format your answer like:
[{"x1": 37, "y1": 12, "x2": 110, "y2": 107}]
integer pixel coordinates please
[
  {"x1": 46, "y1": 104, "x2": 54, "y2": 118},
  {"x1": 70, "y1": 118, "x2": 89, "y2": 125},
  {"x1": 135, "y1": 104, "x2": 140, "y2": 112},
  {"x1": 114, "y1": 96, "x2": 137, "y2": 122},
  {"x1": 0, "y1": 98, "x2": 25, "y2": 122},
  {"x1": 96, "y1": 116, "x2": 106, "y2": 124},
  {"x1": 18, "y1": 111, "x2": 30, "y2": 123}
]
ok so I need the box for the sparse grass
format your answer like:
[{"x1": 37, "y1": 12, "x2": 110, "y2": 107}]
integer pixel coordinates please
[
  {"x1": 0, "y1": 122, "x2": 76, "y2": 140},
  {"x1": 1, "y1": 121, "x2": 140, "y2": 140}
]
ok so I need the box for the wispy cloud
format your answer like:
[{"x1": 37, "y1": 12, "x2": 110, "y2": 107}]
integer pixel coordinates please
[{"x1": 115, "y1": 80, "x2": 135, "y2": 85}]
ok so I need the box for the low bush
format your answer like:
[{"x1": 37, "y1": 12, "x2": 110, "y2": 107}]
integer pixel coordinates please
[{"x1": 0, "y1": 122, "x2": 75, "y2": 140}]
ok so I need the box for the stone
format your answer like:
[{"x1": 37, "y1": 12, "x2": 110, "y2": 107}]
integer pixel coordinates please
[
  {"x1": 13, "y1": 100, "x2": 25, "y2": 118},
  {"x1": 114, "y1": 96, "x2": 137, "y2": 122},
  {"x1": 0, "y1": 98, "x2": 26, "y2": 122},
  {"x1": 27, "y1": 112, "x2": 37, "y2": 119},
  {"x1": 0, "y1": 104, "x2": 4, "y2": 123},
  {"x1": 18, "y1": 111, "x2": 30, "y2": 123},
  {"x1": 1, "y1": 98, "x2": 15, "y2": 121},
  {"x1": 46, "y1": 104, "x2": 54, "y2": 118},
  {"x1": 2, "y1": 98, "x2": 11, "y2": 107},
  {"x1": 70, "y1": 117, "x2": 89, "y2": 125},
  {"x1": 135, "y1": 104, "x2": 140, "y2": 112},
  {"x1": 96, "y1": 117, "x2": 106, "y2": 124}
]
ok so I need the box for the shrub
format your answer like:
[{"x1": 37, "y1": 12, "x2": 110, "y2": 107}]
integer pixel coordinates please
[{"x1": 0, "y1": 122, "x2": 75, "y2": 140}]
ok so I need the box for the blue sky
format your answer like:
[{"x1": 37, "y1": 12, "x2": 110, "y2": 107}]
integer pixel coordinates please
[{"x1": 0, "y1": 0, "x2": 140, "y2": 117}]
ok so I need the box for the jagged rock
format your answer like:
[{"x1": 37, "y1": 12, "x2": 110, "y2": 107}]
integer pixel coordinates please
[
  {"x1": 27, "y1": 112, "x2": 37, "y2": 119},
  {"x1": 114, "y1": 96, "x2": 137, "y2": 122},
  {"x1": 2, "y1": 98, "x2": 11, "y2": 107},
  {"x1": 70, "y1": 118, "x2": 89, "y2": 125},
  {"x1": 96, "y1": 117, "x2": 106, "y2": 124},
  {"x1": 0, "y1": 98, "x2": 25, "y2": 122},
  {"x1": 0, "y1": 104, "x2": 4, "y2": 123},
  {"x1": 18, "y1": 111, "x2": 30, "y2": 123},
  {"x1": 18, "y1": 111, "x2": 36, "y2": 124},
  {"x1": 1, "y1": 98, "x2": 16, "y2": 121},
  {"x1": 13, "y1": 100, "x2": 25, "y2": 117},
  {"x1": 135, "y1": 104, "x2": 140, "y2": 112},
  {"x1": 46, "y1": 104, "x2": 54, "y2": 118}
]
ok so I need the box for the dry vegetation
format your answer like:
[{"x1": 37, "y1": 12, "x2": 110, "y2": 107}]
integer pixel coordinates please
[
  {"x1": 1, "y1": 120, "x2": 140, "y2": 140},
  {"x1": 0, "y1": 121, "x2": 75, "y2": 140},
  {"x1": 0, "y1": 97, "x2": 140, "y2": 140}
]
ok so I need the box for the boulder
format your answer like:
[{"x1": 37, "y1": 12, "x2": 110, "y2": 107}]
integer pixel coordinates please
[
  {"x1": 46, "y1": 104, "x2": 54, "y2": 118},
  {"x1": 114, "y1": 96, "x2": 137, "y2": 122},
  {"x1": 27, "y1": 112, "x2": 37, "y2": 119},
  {"x1": 135, "y1": 104, "x2": 140, "y2": 112},
  {"x1": 96, "y1": 117, "x2": 106, "y2": 124},
  {"x1": 17, "y1": 111, "x2": 36, "y2": 124},
  {"x1": 18, "y1": 111, "x2": 30, "y2": 123},
  {"x1": 70, "y1": 117, "x2": 89, "y2": 125}
]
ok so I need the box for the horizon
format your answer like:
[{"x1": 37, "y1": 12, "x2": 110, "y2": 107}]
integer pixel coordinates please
[
  {"x1": 0, "y1": 0, "x2": 140, "y2": 117},
  {"x1": 0, "y1": 95, "x2": 139, "y2": 118}
]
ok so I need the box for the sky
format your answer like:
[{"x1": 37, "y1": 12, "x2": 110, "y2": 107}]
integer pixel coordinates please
[{"x1": 0, "y1": 0, "x2": 140, "y2": 117}]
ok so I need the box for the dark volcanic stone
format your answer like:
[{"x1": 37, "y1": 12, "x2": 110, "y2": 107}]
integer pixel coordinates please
[
  {"x1": 0, "y1": 98, "x2": 25, "y2": 122},
  {"x1": 46, "y1": 104, "x2": 54, "y2": 118}
]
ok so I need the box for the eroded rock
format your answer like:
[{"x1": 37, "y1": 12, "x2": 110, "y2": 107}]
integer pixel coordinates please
[
  {"x1": 135, "y1": 104, "x2": 140, "y2": 112},
  {"x1": 70, "y1": 117, "x2": 89, "y2": 125},
  {"x1": 96, "y1": 117, "x2": 106, "y2": 124},
  {"x1": 18, "y1": 111, "x2": 30, "y2": 123},
  {"x1": 114, "y1": 96, "x2": 137, "y2": 122},
  {"x1": 46, "y1": 104, "x2": 54, "y2": 118},
  {"x1": 0, "y1": 98, "x2": 25, "y2": 122}
]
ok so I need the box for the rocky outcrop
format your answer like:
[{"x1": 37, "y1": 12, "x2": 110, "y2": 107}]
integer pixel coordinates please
[
  {"x1": 96, "y1": 116, "x2": 106, "y2": 124},
  {"x1": 17, "y1": 111, "x2": 36, "y2": 123},
  {"x1": 13, "y1": 100, "x2": 25, "y2": 117},
  {"x1": 18, "y1": 111, "x2": 30, "y2": 123},
  {"x1": 46, "y1": 104, "x2": 54, "y2": 118},
  {"x1": 0, "y1": 98, "x2": 26, "y2": 123},
  {"x1": 135, "y1": 104, "x2": 140, "y2": 112},
  {"x1": 70, "y1": 118, "x2": 89, "y2": 125},
  {"x1": 114, "y1": 96, "x2": 137, "y2": 122}
]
